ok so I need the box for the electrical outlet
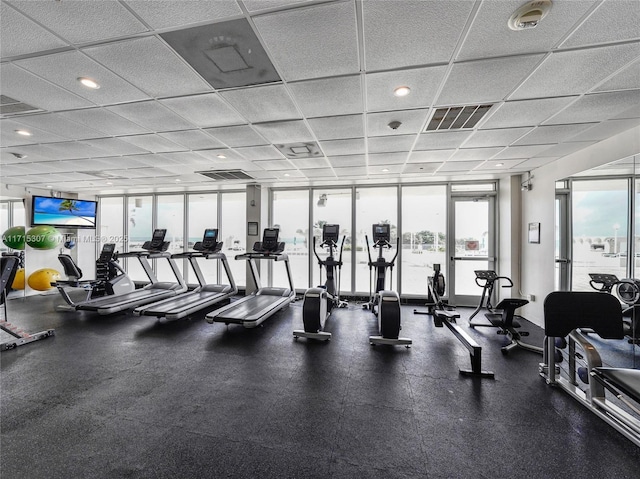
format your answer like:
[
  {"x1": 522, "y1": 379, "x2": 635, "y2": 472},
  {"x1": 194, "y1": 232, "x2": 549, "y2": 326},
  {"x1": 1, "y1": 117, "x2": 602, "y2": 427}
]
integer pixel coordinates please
[{"x1": 526, "y1": 294, "x2": 536, "y2": 302}]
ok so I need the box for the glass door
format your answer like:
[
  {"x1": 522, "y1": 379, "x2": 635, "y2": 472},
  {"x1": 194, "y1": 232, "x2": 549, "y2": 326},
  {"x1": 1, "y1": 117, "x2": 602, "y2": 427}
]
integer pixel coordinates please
[{"x1": 448, "y1": 196, "x2": 495, "y2": 306}]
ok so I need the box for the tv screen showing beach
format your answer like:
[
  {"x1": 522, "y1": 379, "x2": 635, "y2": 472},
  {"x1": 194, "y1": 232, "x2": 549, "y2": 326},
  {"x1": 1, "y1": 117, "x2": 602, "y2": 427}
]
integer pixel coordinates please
[{"x1": 31, "y1": 196, "x2": 97, "y2": 229}]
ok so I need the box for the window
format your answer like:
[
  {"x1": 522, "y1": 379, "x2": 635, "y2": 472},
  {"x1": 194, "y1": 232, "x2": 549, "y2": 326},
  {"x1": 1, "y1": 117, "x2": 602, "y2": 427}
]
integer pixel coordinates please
[
  {"x1": 312, "y1": 189, "x2": 352, "y2": 292},
  {"x1": 355, "y1": 187, "x2": 398, "y2": 294},
  {"x1": 156, "y1": 195, "x2": 185, "y2": 282},
  {"x1": 126, "y1": 196, "x2": 153, "y2": 282},
  {"x1": 272, "y1": 190, "x2": 309, "y2": 291},
  {"x1": 98, "y1": 197, "x2": 124, "y2": 256},
  {"x1": 401, "y1": 185, "x2": 447, "y2": 295},
  {"x1": 188, "y1": 193, "x2": 218, "y2": 285}
]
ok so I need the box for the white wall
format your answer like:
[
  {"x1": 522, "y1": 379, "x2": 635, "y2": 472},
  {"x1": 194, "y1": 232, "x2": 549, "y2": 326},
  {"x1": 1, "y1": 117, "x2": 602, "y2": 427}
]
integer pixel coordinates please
[{"x1": 519, "y1": 125, "x2": 640, "y2": 326}]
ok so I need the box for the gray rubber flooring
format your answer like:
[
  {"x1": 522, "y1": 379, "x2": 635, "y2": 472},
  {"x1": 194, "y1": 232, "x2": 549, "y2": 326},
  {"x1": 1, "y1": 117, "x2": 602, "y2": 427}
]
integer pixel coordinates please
[{"x1": 2, "y1": 291, "x2": 640, "y2": 478}]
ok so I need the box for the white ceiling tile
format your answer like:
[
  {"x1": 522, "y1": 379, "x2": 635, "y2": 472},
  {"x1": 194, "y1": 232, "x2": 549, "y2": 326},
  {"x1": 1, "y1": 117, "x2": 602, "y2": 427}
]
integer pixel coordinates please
[
  {"x1": 414, "y1": 131, "x2": 472, "y2": 150},
  {"x1": 458, "y1": 0, "x2": 597, "y2": 61},
  {"x1": 28, "y1": 141, "x2": 102, "y2": 160},
  {"x1": 544, "y1": 90, "x2": 640, "y2": 125},
  {"x1": 253, "y1": 1, "x2": 359, "y2": 81},
  {"x1": 464, "y1": 127, "x2": 533, "y2": 148},
  {"x1": 159, "y1": 130, "x2": 226, "y2": 150},
  {"x1": 334, "y1": 166, "x2": 368, "y2": 177},
  {"x1": 516, "y1": 157, "x2": 559, "y2": 169},
  {"x1": 367, "y1": 135, "x2": 415, "y2": 154},
  {"x1": 475, "y1": 159, "x2": 526, "y2": 171},
  {"x1": 437, "y1": 160, "x2": 483, "y2": 172},
  {"x1": 0, "y1": 2, "x2": 69, "y2": 58},
  {"x1": 125, "y1": 0, "x2": 242, "y2": 29},
  {"x1": 83, "y1": 138, "x2": 150, "y2": 157},
  {"x1": 569, "y1": 118, "x2": 640, "y2": 142},
  {"x1": 307, "y1": 115, "x2": 364, "y2": 140},
  {"x1": 511, "y1": 43, "x2": 640, "y2": 100},
  {"x1": 448, "y1": 147, "x2": 502, "y2": 162},
  {"x1": 1, "y1": 63, "x2": 93, "y2": 111},
  {"x1": 220, "y1": 84, "x2": 301, "y2": 123},
  {"x1": 194, "y1": 148, "x2": 247, "y2": 162},
  {"x1": 367, "y1": 109, "x2": 429, "y2": 137},
  {"x1": 561, "y1": 0, "x2": 640, "y2": 48},
  {"x1": 492, "y1": 145, "x2": 554, "y2": 160},
  {"x1": 288, "y1": 76, "x2": 363, "y2": 118},
  {"x1": 9, "y1": 113, "x2": 103, "y2": 141},
  {"x1": 407, "y1": 150, "x2": 454, "y2": 163},
  {"x1": 514, "y1": 124, "x2": 598, "y2": 146},
  {"x1": 119, "y1": 134, "x2": 186, "y2": 153},
  {"x1": 366, "y1": 66, "x2": 447, "y2": 112},
  {"x1": 480, "y1": 97, "x2": 577, "y2": 129},
  {"x1": 2, "y1": 143, "x2": 61, "y2": 161},
  {"x1": 161, "y1": 151, "x2": 217, "y2": 165},
  {"x1": 320, "y1": 138, "x2": 365, "y2": 156},
  {"x1": 7, "y1": 0, "x2": 148, "y2": 44},
  {"x1": 301, "y1": 168, "x2": 335, "y2": 178},
  {"x1": 368, "y1": 152, "x2": 408, "y2": 165},
  {"x1": 161, "y1": 94, "x2": 246, "y2": 128},
  {"x1": 1, "y1": 119, "x2": 67, "y2": 146},
  {"x1": 254, "y1": 159, "x2": 295, "y2": 171},
  {"x1": 107, "y1": 101, "x2": 194, "y2": 132},
  {"x1": 59, "y1": 108, "x2": 150, "y2": 136},
  {"x1": 402, "y1": 162, "x2": 440, "y2": 174},
  {"x1": 534, "y1": 141, "x2": 597, "y2": 157},
  {"x1": 243, "y1": 0, "x2": 315, "y2": 13},
  {"x1": 363, "y1": 0, "x2": 475, "y2": 70},
  {"x1": 369, "y1": 164, "x2": 403, "y2": 175},
  {"x1": 595, "y1": 59, "x2": 640, "y2": 92},
  {"x1": 437, "y1": 54, "x2": 545, "y2": 106},
  {"x1": 205, "y1": 125, "x2": 268, "y2": 147},
  {"x1": 235, "y1": 145, "x2": 283, "y2": 160},
  {"x1": 253, "y1": 120, "x2": 313, "y2": 144},
  {"x1": 327, "y1": 155, "x2": 366, "y2": 168},
  {"x1": 289, "y1": 157, "x2": 330, "y2": 169},
  {"x1": 84, "y1": 37, "x2": 212, "y2": 98},
  {"x1": 15, "y1": 51, "x2": 149, "y2": 106}
]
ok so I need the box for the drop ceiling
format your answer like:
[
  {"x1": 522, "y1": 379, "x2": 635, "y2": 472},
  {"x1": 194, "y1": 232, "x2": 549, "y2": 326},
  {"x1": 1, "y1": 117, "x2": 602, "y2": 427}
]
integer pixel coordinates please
[{"x1": 1, "y1": 0, "x2": 639, "y2": 194}]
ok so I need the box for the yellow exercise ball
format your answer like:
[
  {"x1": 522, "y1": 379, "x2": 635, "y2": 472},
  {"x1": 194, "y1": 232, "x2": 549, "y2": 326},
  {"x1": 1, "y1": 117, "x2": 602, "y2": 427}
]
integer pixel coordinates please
[
  {"x1": 12, "y1": 268, "x2": 25, "y2": 290},
  {"x1": 27, "y1": 268, "x2": 61, "y2": 291}
]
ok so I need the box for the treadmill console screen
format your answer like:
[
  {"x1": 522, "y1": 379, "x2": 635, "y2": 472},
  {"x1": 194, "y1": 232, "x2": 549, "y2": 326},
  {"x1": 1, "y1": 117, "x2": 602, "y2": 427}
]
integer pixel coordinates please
[
  {"x1": 262, "y1": 228, "x2": 279, "y2": 251},
  {"x1": 372, "y1": 224, "x2": 390, "y2": 243},
  {"x1": 202, "y1": 229, "x2": 218, "y2": 249},
  {"x1": 99, "y1": 243, "x2": 116, "y2": 262},
  {"x1": 150, "y1": 229, "x2": 167, "y2": 249},
  {"x1": 323, "y1": 224, "x2": 339, "y2": 243}
]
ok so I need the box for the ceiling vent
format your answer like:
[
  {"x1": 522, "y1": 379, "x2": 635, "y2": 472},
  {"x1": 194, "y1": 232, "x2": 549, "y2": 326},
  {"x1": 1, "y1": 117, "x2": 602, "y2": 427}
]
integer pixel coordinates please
[
  {"x1": 426, "y1": 104, "x2": 493, "y2": 131},
  {"x1": 275, "y1": 141, "x2": 322, "y2": 159},
  {"x1": 0, "y1": 95, "x2": 43, "y2": 116},
  {"x1": 197, "y1": 169, "x2": 255, "y2": 181}
]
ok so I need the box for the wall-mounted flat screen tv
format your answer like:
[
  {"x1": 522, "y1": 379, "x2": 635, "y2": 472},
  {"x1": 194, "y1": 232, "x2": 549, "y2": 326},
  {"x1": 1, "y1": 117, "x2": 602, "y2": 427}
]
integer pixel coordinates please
[{"x1": 31, "y1": 195, "x2": 97, "y2": 229}]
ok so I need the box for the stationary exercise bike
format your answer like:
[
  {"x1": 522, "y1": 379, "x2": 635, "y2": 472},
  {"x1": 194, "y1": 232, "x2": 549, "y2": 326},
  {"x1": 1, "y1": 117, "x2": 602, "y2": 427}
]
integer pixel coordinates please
[
  {"x1": 364, "y1": 224, "x2": 411, "y2": 347},
  {"x1": 294, "y1": 224, "x2": 346, "y2": 341},
  {"x1": 469, "y1": 270, "x2": 541, "y2": 355},
  {"x1": 588, "y1": 273, "x2": 640, "y2": 344}
]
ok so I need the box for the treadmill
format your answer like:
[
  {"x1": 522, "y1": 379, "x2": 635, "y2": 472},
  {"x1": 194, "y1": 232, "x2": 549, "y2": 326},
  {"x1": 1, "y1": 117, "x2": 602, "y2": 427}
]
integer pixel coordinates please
[
  {"x1": 73, "y1": 229, "x2": 187, "y2": 315},
  {"x1": 133, "y1": 229, "x2": 237, "y2": 321},
  {"x1": 205, "y1": 228, "x2": 295, "y2": 328}
]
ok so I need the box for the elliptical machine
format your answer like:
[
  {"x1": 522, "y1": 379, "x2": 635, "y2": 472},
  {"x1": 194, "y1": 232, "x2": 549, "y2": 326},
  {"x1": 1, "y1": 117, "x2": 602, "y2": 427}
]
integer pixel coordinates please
[
  {"x1": 364, "y1": 224, "x2": 411, "y2": 347},
  {"x1": 294, "y1": 224, "x2": 346, "y2": 341}
]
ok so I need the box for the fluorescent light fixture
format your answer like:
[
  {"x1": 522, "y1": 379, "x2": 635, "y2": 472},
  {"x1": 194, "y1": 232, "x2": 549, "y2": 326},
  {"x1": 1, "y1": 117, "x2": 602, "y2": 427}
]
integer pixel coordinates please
[
  {"x1": 78, "y1": 77, "x2": 100, "y2": 89},
  {"x1": 393, "y1": 86, "x2": 411, "y2": 97},
  {"x1": 15, "y1": 129, "x2": 32, "y2": 136}
]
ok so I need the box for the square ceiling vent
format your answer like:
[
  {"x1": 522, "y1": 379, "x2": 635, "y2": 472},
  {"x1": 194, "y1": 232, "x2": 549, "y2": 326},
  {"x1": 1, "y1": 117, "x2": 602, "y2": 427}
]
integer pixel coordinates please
[
  {"x1": 0, "y1": 95, "x2": 43, "y2": 116},
  {"x1": 162, "y1": 19, "x2": 281, "y2": 90},
  {"x1": 426, "y1": 104, "x2": 493, "y2": 131},
  {"x1": 275, "y1": 142, "x2": 323, "y2": 159},
  {"x1": 197, "y1": 169, "x2": 255, "y2": 181}
]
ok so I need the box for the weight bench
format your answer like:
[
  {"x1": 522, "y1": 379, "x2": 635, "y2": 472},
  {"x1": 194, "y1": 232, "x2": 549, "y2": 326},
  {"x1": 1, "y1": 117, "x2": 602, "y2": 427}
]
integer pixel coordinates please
[{"x1": 483, "y1": 298, "x2": 542, "y2": 355}]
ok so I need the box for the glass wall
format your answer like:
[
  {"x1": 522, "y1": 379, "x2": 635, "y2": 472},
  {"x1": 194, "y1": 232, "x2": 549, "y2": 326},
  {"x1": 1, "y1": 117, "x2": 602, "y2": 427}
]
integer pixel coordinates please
[
  {"x1": 272, "y1": 189, "x2": 309, "y2": 291},
  {"x1": 571, "y1": 178, "x2": 629, "y2": 291},
  {"x1": 312, "y1": 189, "x2": 352, "y2": 292},
  {"x1": 156, "y1": 195, "x2": 185, "y2": 282},
  {"x1": 355, "y1": 186, "x2": 398, "y2": 294},
  {"x1": 126, "y1": 195, "x2": 153, "y2": 282},
  {"x1": 98, "y1": 197, "x2": 125, "y2": 257},
  {"x1": 188, "y1": 193, "x2": 218, "y2": 285},
  {"x1": 220, "y1": 192, "x2": 246, "y2": 287},
  {"x1": 401, "y1": 185, "x2": 447, "y2": 295}
]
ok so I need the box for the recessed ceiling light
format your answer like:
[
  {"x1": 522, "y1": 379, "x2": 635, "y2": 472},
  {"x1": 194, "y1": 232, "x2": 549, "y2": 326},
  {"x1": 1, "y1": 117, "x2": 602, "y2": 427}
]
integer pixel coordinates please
[
  {"x1": 46, "y1": 185, "x2": 52, "y2": 188},
  {"x1": 382, "y1": 168, "x2": 390, "y2": 172},
  {"x1": 393, "y1": 86, "x2": 411, "y2": 97},
  {"x1": 217, "y1": 154, "x2": 226, "y2": 159},
  {"x1": 496, "y1": 163, "x2": 504, "y2": 167},
  {"x1": 284, "y1": 173, "x2": 290, "y2": 177},
  {"x1": 175, "y1": 178, "x2": 181, "y2": 182},
  {"x1": 15, "y1": 129, "x2": 31, "y2": 136},
  {"x1": 106, "y1": 181, "x2": 113, "y2": 185},
  {"x1": 78, "y1": 77, "x2": 100, "y2": 89}
]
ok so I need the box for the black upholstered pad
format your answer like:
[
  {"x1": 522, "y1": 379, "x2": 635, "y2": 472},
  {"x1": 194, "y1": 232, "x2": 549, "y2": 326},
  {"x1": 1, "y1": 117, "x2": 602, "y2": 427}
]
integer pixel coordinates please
[{"x1": 592, "y1": 367, "x2": 640, "y2": 403}]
